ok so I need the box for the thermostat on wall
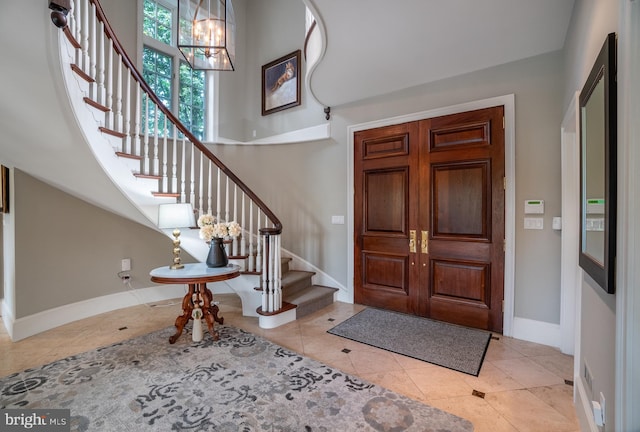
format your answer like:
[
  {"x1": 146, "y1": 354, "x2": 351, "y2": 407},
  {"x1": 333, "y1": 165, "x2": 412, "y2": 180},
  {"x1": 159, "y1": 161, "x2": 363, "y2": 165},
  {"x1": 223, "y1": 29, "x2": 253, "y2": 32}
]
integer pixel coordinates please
[{"x1": 524, "y1": 199, "x2": 544, "y2": 214}]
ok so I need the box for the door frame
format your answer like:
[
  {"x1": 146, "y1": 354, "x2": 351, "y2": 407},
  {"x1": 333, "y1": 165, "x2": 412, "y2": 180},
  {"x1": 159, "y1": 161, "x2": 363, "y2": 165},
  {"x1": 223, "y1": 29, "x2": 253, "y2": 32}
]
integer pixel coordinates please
[{"x1": 346, "y1": 94, "x2": 516, "y2": 336}]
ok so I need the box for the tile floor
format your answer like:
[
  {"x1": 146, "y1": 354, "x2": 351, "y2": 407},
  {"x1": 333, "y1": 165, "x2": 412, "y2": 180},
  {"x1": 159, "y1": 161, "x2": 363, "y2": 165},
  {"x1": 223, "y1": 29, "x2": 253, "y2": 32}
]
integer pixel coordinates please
[{"x1": 0, "y1": 294, "x2": 580, "y2": 432}]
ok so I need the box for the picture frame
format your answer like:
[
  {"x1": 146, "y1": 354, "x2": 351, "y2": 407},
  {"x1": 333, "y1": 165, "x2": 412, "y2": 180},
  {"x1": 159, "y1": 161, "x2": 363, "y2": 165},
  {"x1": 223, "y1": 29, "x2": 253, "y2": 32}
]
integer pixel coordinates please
[
  {"x1": 262, "y1": 50, "x2": 301, "y2": 116},
  {"x1": 1, "y1": 165, "x2": 9, "y2": 213}
]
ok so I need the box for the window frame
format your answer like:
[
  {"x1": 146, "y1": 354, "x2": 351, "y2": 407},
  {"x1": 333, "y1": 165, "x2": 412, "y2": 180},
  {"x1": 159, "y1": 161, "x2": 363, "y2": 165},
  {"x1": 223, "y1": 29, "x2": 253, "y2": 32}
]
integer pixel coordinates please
[{"x1": 138, "y1": 0, "x2": 212, "y2": 141}]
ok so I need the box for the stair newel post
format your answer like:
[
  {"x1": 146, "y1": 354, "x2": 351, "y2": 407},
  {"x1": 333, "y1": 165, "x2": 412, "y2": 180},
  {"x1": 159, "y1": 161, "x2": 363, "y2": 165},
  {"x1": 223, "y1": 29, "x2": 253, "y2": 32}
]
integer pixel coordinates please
[
  {"x1": 274, "y1": 233, "x2": 282, "y2": 310},
  {"x1": 261, "y1": 231, "x2": 271, "y2": 312},
  {"x1": 198, "y1": 151, "x2": 204, "y2": 213}
]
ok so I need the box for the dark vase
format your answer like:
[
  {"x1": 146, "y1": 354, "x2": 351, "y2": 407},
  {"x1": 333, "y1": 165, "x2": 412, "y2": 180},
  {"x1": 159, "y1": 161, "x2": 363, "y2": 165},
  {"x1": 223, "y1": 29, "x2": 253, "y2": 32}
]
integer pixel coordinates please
[{"x1": 206, "y1": 238, "x2": 228, "y2": 268}]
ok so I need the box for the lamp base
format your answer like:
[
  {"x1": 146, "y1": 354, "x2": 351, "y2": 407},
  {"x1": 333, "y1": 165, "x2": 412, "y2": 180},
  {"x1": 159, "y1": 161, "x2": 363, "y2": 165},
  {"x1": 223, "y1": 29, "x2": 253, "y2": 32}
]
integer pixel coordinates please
[{"x1": 169, "y1": 263, "x2": 185, "y2": 270}]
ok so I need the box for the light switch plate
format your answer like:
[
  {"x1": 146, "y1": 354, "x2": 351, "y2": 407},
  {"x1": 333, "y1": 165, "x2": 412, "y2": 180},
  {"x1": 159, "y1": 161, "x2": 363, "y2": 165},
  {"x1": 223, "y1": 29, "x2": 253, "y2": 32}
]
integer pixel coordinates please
[
  {"x1": 524, "y1": 217, "x2": 544, "y2": 230},
  {"x1": 331, "y1": 215, "x2": 345, "y2": 225}
]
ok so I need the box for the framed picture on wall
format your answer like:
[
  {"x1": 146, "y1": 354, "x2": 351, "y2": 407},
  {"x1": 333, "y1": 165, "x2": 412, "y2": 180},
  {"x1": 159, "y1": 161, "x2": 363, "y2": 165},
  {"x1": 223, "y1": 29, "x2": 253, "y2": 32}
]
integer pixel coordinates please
[
  {"x1": 262, "y1": 50, "x2": 301, "y2": 116},
  {"x1": 1, "y1": 165, "x2": 9, "y2": 213}
]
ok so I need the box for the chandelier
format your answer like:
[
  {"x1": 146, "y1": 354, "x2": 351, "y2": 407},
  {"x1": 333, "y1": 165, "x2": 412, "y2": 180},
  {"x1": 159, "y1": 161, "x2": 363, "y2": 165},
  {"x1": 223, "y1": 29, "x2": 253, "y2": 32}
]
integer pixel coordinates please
[{"x1": 178, "y1": 0, "x2": 236, "y2": 71}]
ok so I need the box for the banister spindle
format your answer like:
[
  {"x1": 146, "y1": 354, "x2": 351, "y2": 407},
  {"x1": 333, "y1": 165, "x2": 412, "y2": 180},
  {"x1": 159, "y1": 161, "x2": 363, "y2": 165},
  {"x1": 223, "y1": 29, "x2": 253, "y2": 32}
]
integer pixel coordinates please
[
  {"x1": 171, "y1": 126, "x2": 178, "y2": 193},
  {"x1": 96, "y1": 19, "x2": 105, "y2": 105},
  {"x1": 161, "y1": 128, "x2": 168, "y2": 192},
  {"x1": 152, "y1": 107, "x2": 159, "y2": 175},
  {"x1": 133, "y1": 83, "x2": 141, "y2": 156},
  {"x1": 216, "y1": 168, "x2": 221, "y2": 222},
  {"x1": 123, "y1": 71, "x2": 132, "y2": 154},
  {"x1": 207, "y1": 160, "x2": 213, "y2": 214},
  {"x1": 89, "y1": 2, "x2": 96, "y2": 79},
  {"x1": 143, "y1": 95, "x2": 150, "y2": 174},
  {"x1": 180, "y1": 138, "x2": 186, "y2": 202},
  {"x1": 105, "y1": 38, "x2": 114, "y2": 129},
  {"x1": 198, "y1": 152, "x2": 204, "y2": 213},
  {"x1": 115, "y1": 54, "x2": 123, "y2": 132},
  {"x1": 189, "y1": 143, "x2": 196, "y2": 205},
  {"x1": 81, "y1": 0, "x2": 89, "y2": 73}
]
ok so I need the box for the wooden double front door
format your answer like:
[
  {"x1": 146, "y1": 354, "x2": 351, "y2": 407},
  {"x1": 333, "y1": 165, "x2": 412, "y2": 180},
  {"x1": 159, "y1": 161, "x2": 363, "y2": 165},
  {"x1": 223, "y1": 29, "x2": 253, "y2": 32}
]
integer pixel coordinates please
[{"x1": 354, "y1": 106, "x2": 505, "y2": 333}]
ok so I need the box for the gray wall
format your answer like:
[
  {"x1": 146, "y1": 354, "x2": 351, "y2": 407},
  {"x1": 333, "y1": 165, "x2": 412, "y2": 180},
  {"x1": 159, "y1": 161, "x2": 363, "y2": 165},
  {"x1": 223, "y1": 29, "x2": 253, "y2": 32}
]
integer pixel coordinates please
[
  {"x1": 562, "y1": 0, "x2": 618, "y2": 429},
  {"x1": 211, "y1": 50, "x2": 565, "y2": 325},
  {"x1": 218, "y1": 0, "x2": 326, "y2": 141},
  {"x1": 13, "y1": 170, "x2": 190, "y2": 318}
]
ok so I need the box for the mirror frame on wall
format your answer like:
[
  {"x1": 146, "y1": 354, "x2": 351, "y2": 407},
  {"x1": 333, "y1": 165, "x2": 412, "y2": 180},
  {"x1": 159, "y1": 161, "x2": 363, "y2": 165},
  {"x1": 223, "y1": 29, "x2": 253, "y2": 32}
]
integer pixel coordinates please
[{"x1": 578, "y1": 32, "x2": 617, "y2": 294}]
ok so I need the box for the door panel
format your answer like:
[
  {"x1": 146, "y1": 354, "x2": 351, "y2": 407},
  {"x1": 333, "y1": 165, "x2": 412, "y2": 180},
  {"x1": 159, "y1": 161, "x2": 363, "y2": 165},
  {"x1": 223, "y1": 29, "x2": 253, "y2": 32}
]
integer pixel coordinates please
[
  {"x1": 432, "y1": 162, "x2": 489, "y2": 238},
  {"x1": 354, "y1": 106, "x2": 504, "y2": 332},
  {"x1": 354, "y1": 123, "x2": 419, "y2": 314}
]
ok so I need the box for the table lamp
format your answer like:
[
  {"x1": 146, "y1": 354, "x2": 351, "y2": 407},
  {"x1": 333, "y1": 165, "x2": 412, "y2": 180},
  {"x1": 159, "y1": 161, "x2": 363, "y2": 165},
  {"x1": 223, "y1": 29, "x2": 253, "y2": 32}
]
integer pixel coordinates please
[{"x1": 158, "y1": 203, "x2": 196, "y2": 269}]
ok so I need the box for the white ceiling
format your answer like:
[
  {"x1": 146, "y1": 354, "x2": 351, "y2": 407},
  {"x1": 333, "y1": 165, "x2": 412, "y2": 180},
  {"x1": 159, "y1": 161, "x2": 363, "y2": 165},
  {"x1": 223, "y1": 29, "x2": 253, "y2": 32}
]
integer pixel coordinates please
[{"x1": 307, "y1": 0, "x2": 576, "y2": 107}]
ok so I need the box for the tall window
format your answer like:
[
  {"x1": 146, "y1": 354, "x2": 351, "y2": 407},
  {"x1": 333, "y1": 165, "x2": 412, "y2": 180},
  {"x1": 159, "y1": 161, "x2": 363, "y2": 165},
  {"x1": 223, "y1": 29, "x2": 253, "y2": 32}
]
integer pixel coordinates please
[{"x1": 141, "y1": 0, "x2": 206, "y2": 141}]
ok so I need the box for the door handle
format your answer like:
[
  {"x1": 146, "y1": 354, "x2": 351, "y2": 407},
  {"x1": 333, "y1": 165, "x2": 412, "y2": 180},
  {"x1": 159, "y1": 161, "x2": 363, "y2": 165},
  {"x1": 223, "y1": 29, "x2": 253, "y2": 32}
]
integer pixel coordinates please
[
  {"x1": 409, "y1": 230, "x2": 417, "y2": 253},
  {"x1": 421, "y1": 230, "x2": 428, "y2": 254}
]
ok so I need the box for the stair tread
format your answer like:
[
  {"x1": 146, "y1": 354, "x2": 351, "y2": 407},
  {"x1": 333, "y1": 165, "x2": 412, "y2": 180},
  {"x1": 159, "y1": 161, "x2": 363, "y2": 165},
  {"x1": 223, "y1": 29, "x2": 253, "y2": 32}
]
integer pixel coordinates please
[{"x1": 283, "y1": 285, "x2": 338, "y2": 304}]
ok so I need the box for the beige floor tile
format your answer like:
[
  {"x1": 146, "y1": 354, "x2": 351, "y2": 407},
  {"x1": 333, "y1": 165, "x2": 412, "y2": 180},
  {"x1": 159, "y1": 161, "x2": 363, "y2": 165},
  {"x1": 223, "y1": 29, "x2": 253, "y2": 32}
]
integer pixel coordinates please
[
  {"x1": 404, "y1": 364, "x2": 475, "y2": 401},
  {"x1": 348, "y1": 347, "x2": 405, "y2": 376},
  {"x1": 427, "y1": 395, "x2": 520, "y2": 432},
  {"x1": 530, "y1": 353, "x2": 575, "y2": 382},
  {"x1": 0, "y1": 297, "x2": 581, "y2": 432},
  {"x1": 484, "y1": 338, "x2": 526, "y2": 361},
  {"x1": 359, "y1": 369, "x2": 425, "y2": 401},
  {"x1": 528, "y1": 384, "x2": 579, "y2": 424},
  {"x1": 491, "y1": 357, "x2": 565, "y2": 388},
  {"x1": 485, "y1": 389, "x2": 579, "y2": 432},
  {"x1": 460, "y1": 361, "x2": 526, "y2": 393}
]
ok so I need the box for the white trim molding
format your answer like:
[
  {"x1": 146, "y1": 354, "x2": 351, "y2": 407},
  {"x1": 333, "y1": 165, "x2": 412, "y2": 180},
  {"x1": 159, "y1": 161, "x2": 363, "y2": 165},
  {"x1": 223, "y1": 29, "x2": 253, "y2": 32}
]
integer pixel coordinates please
[
  {"x1": 6, "y1": 284, "x2": 186, "y2": 342},
  {"x1": 512, "y1": 316, "x2": 561, "y2": 348},
  {"x1": 346, "y1": 94, "x2": 516, "y2": 337}
]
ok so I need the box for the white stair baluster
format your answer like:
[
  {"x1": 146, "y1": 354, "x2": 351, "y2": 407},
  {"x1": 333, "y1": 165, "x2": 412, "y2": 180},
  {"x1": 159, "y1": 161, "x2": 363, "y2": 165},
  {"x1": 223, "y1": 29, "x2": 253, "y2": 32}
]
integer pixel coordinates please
[{"x1": 171, "y1": 126, "x2": 178, "y2": 193}]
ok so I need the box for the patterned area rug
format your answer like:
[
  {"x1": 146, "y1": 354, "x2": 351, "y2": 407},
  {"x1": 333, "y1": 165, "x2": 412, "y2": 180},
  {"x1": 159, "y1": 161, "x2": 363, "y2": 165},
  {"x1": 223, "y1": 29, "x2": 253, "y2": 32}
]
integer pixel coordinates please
[
  {"x1": 1, "y1": 325, "x2": 473, "y2": 431},
  {"x1": 328, "y1": 308, "x2": 491, "y2": 376}
]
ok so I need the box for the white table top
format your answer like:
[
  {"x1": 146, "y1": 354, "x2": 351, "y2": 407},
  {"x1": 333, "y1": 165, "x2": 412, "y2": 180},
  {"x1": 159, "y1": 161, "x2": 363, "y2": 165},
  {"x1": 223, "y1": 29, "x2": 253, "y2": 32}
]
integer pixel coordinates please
[{"x1": 150, "y1": 262, "x2": 240, "y2": 280}]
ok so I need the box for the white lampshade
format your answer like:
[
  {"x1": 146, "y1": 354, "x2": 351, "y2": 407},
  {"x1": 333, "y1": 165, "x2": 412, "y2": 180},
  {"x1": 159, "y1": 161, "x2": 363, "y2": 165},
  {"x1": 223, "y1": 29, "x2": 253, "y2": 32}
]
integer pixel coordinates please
[{"x1": 157, "y1": 203, "x2": 196, "y2": 229}]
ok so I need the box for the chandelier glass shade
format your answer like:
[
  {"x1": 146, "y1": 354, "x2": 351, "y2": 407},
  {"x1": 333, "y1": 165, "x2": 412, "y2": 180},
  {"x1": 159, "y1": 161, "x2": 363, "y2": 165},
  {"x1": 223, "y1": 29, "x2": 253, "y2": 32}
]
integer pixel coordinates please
[{"x1": 178, "y1": 0, "x2": 236, "y2": 71}]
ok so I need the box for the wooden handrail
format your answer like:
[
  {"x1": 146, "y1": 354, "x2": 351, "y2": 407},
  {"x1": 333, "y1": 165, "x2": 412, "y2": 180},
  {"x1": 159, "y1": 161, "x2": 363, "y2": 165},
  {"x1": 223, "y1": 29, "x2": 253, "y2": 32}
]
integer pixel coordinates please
[{"x1": 89, "y1": 0, "x2": 282, "y2": 235}]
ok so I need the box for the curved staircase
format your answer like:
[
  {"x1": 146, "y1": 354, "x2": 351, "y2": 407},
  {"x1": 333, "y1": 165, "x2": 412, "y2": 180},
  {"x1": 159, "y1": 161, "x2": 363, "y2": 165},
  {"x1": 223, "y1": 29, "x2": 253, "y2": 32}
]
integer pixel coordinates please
[{"x1": 52, "y1": 0, "x2": 338, "y2": 328}]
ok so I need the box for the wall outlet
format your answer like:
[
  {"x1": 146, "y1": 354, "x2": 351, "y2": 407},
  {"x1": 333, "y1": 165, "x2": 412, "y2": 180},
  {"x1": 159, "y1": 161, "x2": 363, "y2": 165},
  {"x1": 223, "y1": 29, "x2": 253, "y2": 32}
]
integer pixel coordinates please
[{"x1": 121, "y1": 258, "x2": 131, "y2": 272}]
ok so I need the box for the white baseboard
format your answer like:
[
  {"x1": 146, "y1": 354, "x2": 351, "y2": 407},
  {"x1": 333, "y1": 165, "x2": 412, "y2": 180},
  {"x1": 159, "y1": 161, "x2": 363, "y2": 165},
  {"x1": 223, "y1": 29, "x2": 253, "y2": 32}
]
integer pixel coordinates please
[
  {"x1": 511, "y1": 316, "x2": 561, "y2": 348},
  {"x1": 5, "y1": 285, "x2": 186, "y2": 342},
  {"x1": 575, "y1": 376, "x2": 599, "y2": 432}
]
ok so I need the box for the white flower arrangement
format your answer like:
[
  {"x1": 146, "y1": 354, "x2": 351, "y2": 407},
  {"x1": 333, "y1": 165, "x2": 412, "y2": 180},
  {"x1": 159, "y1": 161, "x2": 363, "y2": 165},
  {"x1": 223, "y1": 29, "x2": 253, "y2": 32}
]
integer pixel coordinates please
[{"x1": 197, "y1": 214, "x2": 242, "y2": 242}]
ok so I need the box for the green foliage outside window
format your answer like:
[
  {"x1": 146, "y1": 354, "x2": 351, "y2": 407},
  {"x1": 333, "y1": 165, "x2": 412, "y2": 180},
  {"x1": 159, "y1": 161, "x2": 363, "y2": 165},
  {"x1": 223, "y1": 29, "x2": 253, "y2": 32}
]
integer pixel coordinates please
[
  {"x1": 179, "y1": 62, "x2": 205, "y2": 141},
  {"x1": 142, "y1": 0, "x2": 207, "y2": 141},
  {"x1": 142, "y1": 46, "x2": 172, "y2": 135},
  {"x1": 143, "y1": 0, "x2": 171, "y2": 45}
]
